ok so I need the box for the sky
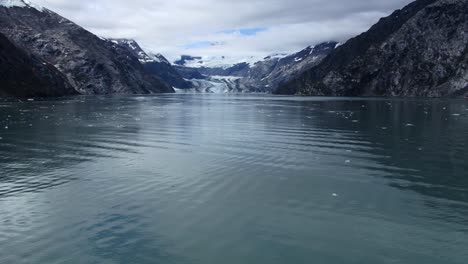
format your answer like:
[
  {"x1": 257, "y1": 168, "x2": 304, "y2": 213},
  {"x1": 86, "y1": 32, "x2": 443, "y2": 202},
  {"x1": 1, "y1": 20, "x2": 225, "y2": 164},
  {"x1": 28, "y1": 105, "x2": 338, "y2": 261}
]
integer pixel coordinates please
[{"x1": 33, "y1": 0, "x2": 414, "y2": 61}]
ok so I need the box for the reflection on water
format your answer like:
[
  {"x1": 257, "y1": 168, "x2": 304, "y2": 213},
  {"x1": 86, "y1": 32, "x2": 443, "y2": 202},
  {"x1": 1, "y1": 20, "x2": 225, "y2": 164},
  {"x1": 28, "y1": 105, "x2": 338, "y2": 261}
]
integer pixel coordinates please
[{"x1": 0, "y1": 94, "x2": 467, "y2": 264}]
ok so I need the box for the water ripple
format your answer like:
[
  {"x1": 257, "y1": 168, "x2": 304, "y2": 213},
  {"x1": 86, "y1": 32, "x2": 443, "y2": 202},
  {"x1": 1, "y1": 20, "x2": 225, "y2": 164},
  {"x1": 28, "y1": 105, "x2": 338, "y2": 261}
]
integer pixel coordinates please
[{"x1": 0, "y1": 95, "x2": 467, "y2": 264}]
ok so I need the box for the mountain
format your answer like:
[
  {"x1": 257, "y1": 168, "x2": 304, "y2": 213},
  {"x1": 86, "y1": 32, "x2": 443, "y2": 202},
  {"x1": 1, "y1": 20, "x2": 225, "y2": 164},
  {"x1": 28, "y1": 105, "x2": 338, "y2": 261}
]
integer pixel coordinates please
[
  {"x1": 242, "y1": 42, "x2": 339, "y2": 92},
  {"x1": 276, "y1": 0, "x2": 468, "y2": 97},
  {"x1": 175, "y1": 42, "x2": 338, "y2": 93},
  {"x1": 174, "y1": 55, "x2": 203, "y2": 67},
  {"x1": 0, "y1": 31, "x2": 76, "y2": 97},
  {"x1": 110, "y1": 39, "x2": 192, "y2": 89},
  {"x1": 0, "y1": 0, "x2": 174, "y2": 95},
  {"x1": 174, "y1": 55, "x2": 263, "y2": 70}
]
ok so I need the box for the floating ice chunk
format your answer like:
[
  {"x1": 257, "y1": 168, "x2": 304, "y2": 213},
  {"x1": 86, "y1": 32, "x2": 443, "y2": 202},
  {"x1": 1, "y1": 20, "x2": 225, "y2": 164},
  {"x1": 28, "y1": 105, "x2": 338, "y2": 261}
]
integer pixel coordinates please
[
  {"x1": 27, "y1": 98, "x2": 34, "y2": 101},
  {"x1": 452, "y1": 114, "x2": 461, "y2": 116},
  {"x1": 345, "y1": 160, "x2": 351, "y2": 163},
  {"x1": 405, "y1": 124, "x2": 415, "y2": 127},
  {"x1": 332, "y1": 193, "x2": 338, "y2": 197}
]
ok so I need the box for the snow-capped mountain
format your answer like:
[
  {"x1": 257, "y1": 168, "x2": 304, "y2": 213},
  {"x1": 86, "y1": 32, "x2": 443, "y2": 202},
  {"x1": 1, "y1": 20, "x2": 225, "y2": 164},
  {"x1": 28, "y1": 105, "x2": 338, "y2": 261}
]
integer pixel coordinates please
[
  {"x1": 110, "y1": 38, "x2": 192, "y2": 89},
  {"x1": 276, "y1": 0, "x2": 468, "y2": 97},
  {"x1": 175, "y1": 42, "x2": 338, "y2": 93},
  {"x1": 0, "y1": 0, "x2": 173, "y2": 95},
  {"x1": 174, "y1": 54, "x2": 284, "y2": 69},
  {"x1": 109, "y1": 39, "x2": 171, "y2": 64}
]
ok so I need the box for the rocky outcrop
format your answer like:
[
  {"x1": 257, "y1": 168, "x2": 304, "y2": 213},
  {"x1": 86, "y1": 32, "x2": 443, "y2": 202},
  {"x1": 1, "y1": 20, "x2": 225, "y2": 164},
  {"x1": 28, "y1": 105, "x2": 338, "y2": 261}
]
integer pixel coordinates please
[
  {"x1": 0, "y1": 32, "x2": 76, "y2": 97},
  {"x1": 0, "y1": 1, "x2": 173, "y2": 95},
  {"x1": 174, "y1": 66, "x2": 207, "y2": 80},
  {"x1": 109, "y1": 39, "x2": 192, "y2": 89},
  {"x1": 276, "y1": 0, "x2": 468, "y2": 97}
]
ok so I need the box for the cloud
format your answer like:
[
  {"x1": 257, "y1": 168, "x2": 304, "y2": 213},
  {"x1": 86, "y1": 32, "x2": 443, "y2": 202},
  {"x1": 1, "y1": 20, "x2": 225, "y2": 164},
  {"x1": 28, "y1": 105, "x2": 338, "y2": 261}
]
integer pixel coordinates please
[{"x1": 33, "y1": 0, "x2": 414, "y2": 61}]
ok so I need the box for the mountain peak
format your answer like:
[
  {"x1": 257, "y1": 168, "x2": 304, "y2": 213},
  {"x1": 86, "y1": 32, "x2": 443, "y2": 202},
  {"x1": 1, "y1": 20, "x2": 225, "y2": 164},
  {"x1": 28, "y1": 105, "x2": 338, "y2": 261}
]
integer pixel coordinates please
[
  {"x1": 108, "y1": 38, "x2": 171, "y2": 65},
  {"x1": 0, "y1": 0, "x2": 43, "y2": 11}
]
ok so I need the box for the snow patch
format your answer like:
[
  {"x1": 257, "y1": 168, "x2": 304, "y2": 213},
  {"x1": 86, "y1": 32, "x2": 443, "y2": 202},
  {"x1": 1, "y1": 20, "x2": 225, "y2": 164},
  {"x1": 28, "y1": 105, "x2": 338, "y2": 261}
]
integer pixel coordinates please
[
  {"x1": 177, "y1": 55, "x2": 277, "y2": 69},
  {"x1": 0, "y1": 0, "x2": 43, "y2": 11},
  {"x1": 308, "y1": 46, "x2": 316, "y2": 55},
  {"x1": 149, "y1": 53, "x2": 170, "y2": 64}
]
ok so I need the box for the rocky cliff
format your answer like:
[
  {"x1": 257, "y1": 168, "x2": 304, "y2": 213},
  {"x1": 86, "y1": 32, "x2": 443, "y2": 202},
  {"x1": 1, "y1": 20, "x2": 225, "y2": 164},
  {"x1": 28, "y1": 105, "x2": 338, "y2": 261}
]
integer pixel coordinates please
[
  {"x1": 276, "y1": 0, "x2": 468, "y2": 97},
  {"x1": 0, "y1": 1, "x2": 174, "y2": 95},
  {"x1": 109, "y1": 39, "x2": 192, "y2": 89},
  {"x1": 243, "y1": 42, "x2": 338, "y2": 92},
  {"x1": 0, "y1": 32, "x2": 76, "y2": 97}
]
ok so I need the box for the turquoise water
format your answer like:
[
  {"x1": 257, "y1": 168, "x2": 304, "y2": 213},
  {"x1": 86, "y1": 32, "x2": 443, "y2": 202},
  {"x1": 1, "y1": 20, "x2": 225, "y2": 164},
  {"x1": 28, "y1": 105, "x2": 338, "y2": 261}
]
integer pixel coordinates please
[{"x1": 0, "y1": 94, "x2": 467, "y2": 263}]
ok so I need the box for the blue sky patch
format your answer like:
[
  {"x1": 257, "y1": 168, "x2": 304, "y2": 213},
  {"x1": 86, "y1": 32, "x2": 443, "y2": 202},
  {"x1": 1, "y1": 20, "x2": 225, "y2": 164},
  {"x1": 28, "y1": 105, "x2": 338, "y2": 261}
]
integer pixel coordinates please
[
  {"x1": 219, "y1": 27, "x2": 268, "y2": 36},
  {"x1": 185, "y1": 41, "x2": 213, "y2": 49}
]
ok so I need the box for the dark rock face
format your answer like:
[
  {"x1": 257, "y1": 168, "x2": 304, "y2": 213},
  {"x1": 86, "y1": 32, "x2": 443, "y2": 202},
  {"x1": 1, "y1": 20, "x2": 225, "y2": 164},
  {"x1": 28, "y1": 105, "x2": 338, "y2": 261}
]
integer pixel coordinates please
[
  {"x1": 174, "y1": 55, "x2": 202, "y2": 66},
  {"x1": 0, "y1": 3, "x2": 173, "y2": 95},
  {"x1": 0, "y1": 32, "x2": 76, "y2": 97},
  {"x1": 276, "y1": 0, "x2": 468, "y2": 97},
  {"x1": 174, "y1": 66, "x2": 207, "y2": 80},
  {"x1": 243, "y1": 42, "x2": 338, "y2": 92},
  {"x1": 195, "y1": 63, "x2": 252, "y2": 77},
  {"x1": 110, "y1": 39, "x2": 192, "y2": 89}
]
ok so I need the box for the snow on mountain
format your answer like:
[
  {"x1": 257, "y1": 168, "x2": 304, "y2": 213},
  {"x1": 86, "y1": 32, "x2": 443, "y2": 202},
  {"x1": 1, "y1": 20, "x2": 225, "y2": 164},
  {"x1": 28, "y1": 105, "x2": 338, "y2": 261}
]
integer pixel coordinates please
[
  {"x1": 175, "y1": 41, "x2": 338, "y2": 93},
  {"x1": 110, "y1": 39, "x2": 156, "y2": 63},
  {"x1": 109, "y1": 39, "x2": 172, "y2": 65},
  {"x1": 108, "y1": 38, "x2": 192, "y2": 89},
  {"x1": 174, "y1": 54, "x2": 286, "y2": 69},
  {"x1": 149, "y1": 53, "x2": 171, "y2": 64},
  {"x1": 0, "y1": 0, "x2": 43, "y2": 11}
]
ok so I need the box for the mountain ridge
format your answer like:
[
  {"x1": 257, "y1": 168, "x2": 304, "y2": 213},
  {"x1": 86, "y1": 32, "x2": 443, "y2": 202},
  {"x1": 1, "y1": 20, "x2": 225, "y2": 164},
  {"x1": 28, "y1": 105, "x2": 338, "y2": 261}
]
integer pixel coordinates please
[
  {"x1": 109, "y1": 38, "x2": 192, "y2": 89},
  {"x1": 276, "y1": 0, "x2": 468, "y2": 97},
  {"x1": 174, "y1": 41, "x2": 338, "y2": 93},
  {"x1": 0, "y1": 1, "x2": 174, "y2": 95}
]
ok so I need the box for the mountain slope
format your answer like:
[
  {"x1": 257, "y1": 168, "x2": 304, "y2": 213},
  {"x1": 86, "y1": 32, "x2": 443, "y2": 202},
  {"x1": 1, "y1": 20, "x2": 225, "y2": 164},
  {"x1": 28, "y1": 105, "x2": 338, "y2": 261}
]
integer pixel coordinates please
[
  {"x1": 110, "y1": 39, "x2": 192, "y2": 89},
  {"x1": 276, "y1": 0, "x2": 468, "y2": 97},
  {"x1": 243, "y1": 42, "x2": 338, "y2": 92},
  {"x1": 0, "y1": 32, "x2": 76, "y2": 97},
  {"x1": 0, "y1": 1, "x2": 173, "y2": 95}
]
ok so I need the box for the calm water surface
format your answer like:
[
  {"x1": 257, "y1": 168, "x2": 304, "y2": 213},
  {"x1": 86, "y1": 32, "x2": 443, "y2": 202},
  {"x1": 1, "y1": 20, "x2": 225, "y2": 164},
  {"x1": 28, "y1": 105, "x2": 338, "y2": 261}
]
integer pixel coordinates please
[{"x1": 0, "y1": 94, "x2": 467, "y2": 264}]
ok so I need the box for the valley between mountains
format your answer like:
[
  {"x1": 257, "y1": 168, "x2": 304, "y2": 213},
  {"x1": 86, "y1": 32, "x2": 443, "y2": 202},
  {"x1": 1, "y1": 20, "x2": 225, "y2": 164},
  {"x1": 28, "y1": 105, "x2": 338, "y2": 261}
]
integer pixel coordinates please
[{"x1": 0, "y1": 0, "x2": 467, "y2": 97}]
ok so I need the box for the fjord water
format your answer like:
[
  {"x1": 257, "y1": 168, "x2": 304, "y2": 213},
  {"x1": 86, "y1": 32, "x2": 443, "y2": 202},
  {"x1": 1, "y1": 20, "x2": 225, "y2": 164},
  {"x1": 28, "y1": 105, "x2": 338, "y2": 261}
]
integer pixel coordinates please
[{"x1": 0, "y1": 94, "x2": 467, "y2": 264}]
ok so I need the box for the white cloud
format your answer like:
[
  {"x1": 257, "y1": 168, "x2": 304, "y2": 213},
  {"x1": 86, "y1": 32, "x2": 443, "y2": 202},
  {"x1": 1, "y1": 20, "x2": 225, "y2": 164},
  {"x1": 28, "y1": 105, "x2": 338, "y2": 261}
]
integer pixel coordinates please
[{"x1": 33, "y1": 0, "x2": 414, "y2": 61}]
